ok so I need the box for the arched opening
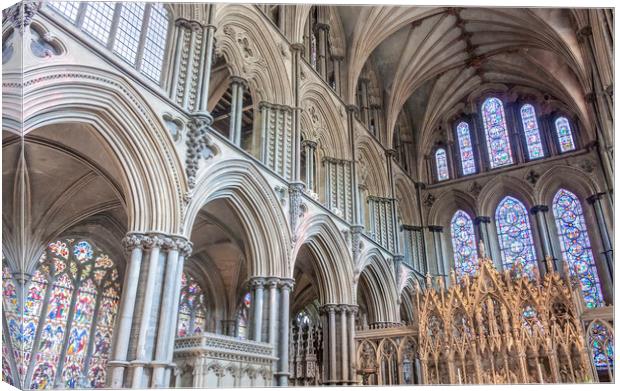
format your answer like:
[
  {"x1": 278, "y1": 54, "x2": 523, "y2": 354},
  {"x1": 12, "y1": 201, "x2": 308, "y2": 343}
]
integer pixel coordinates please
[{"x1": 2, "y1": 121, "x2": 130, "y2": 389}]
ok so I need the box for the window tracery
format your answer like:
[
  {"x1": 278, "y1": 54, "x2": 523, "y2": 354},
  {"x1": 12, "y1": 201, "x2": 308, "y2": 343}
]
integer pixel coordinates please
[
  {"x1": 456, "y1": 122, "x2": 476, "y2": 175},
  {"x1": 450, "y1": 210, "x2": 478, "y2": 277},
  {"x1": 482, "y1": 97, "x2": 513, "y2": 168},
  {"x1": 435, "y1": 148, "x2": 449, "y2": 181},
  {"x1": 520, "y1": 104, "x2": 545, "y2": 160},
  {"x1": 176, "y1": 272, "x2": 207, "y2": 337},
  {"x1": 552, "y1": 189, "x2": 603, "y2": 308},
  {"x1": 494, "y1": 196, "x2": 537, "y2": 278},
  {"x1": 555, "y1": 117, "x2": 576, "y2": 152},
  {"x1": 47, "y1": 2, "x2": 170, "y2": 83},
  {"x1": 2, "y1": 239, "x2": 120, "y2": 389},
  {"x1": 587, "y1": 321, "x2": 614, "y2": 373}
]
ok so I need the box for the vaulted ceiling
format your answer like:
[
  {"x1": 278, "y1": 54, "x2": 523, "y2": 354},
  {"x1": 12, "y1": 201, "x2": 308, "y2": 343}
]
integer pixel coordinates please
[{"x1": 336, "y1": 6, "x2": 591, "y2": 155}]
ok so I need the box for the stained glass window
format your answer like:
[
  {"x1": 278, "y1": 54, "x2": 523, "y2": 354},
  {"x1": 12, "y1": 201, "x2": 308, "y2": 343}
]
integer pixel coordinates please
[
  {"x1": 552, "y1": 189, "x2": 603, "y2": 308},
  {"x1": 176, "y1": 272, "x2": 207, "y2": 337},
  {"x1": 1, "y1": 239, "x2": 120, "y2": 389},
  {"x1": 482, "y1": 97, "x2": 513, "y2": 168},
  {"x1": 520, "y1": 104, "x2": 545, "y2": 160},
  {"x1": 555, "y1": 117, "x2": 576, "y2": 152},
  {"x1": 450, "y1": 210, "x2": 478, "y2": 276},
  {"x1": 435, "y1": 148, "x2": 449, "y2": 181},
  {"x1": 495, "y1": 196, "x2": 537, "y2": 278},
  {"x1": 588, "y1": 321, "x2": 614, "y2": 369},
  {"x1": 456, "y1": 122, "x2": 476, "y2": 175}
]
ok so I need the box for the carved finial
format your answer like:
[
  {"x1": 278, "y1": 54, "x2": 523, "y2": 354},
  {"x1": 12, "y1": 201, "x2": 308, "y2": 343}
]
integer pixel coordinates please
[
  {"x1": 478, "y1": 240, "x2": 486, "y2": 259},
  {"x1": 545, "y1": 255, "x2": 555, "y2": 274},
  {"x1": 450, "y1": 269, "x2": 457, "y2": 286},
  {"x1": 425, "y1": 272, "x2": 433, "y2": 288}
]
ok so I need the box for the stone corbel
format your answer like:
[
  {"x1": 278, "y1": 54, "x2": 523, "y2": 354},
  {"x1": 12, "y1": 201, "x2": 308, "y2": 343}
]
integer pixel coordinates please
[{"x1": 185, "y1": 116, "x2": 219, "y2": 190}]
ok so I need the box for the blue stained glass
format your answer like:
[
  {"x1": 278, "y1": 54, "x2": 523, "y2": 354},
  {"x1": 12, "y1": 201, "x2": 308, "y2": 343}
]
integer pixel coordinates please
[
  {"x1": 555, "y1": 117, "x2": 576, "y2": 152},
  {"x1": 552, "y1": 189, "x2": 603, "y2": 308},
  {"x1": 495, "y1": 196, "x2": 537, "y2": 278},
  {"x1": 450, "y1": 210, "x2": 478, "y2": 276},
  {"x1": 456, "y1": 122, "x2": 476, "y2": 175},
  {"x1": 520, "y1": 104, "x2": 545, "y2": 160},
  {"x1": 482, "y1": 97, "x2": 513, "y2": 168},
  {"x1": 435, "y1": 148, "x2": 449, "y2": 181},
  {"x1": 589, "y1": 321, "x2": 614, "y2": 368}
]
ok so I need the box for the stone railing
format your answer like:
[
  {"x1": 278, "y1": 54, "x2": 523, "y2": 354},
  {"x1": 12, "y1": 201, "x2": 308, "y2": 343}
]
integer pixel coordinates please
[{"x1": 172, "y1": 332, "x2": 276, "y2": 388}]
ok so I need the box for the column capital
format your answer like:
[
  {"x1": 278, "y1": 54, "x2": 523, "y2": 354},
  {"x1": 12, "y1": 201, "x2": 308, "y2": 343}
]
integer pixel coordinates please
[
  {"x1": 142, "y1": 234, "x2": 165, "y2": 250},
  {"x1": 331, "y1": 54, "x2": 344, "y2": 61},
  {"x1": 279, "y1": 278, "x2": 295, "y2": 290},
  {"x1": 346, "y1": 304, "x2": 359, "y2": 315},
  {"x1": 301, "y1": 139, "x2": 318, "y2": 149},
  {"x1": 266, "y1": 276, "x2": 280, "y2": 288},
  {"x1": 314, "y1": 22, "x2": 330, "y2": 32},
  {"x1": 290, "y1": 42, "x2": 305, "y2": 53},
  {"x1": 473, "y1": 216, "x2": 491, "y2": 225},
  {"x1": 121, "y1": 233, "x2": 148, "y2": 252},
  {"x1": 385, "y1": 148, "x2": 397, "y2": 159},
  {"x1": 248, "y1": 276, "x2": 267, "y2": 288},
  {"x1": 346, "y1": 104, "x2": 359, "y2": 114},
  {"x1": 530, "y1": 204, "x2": 549, "y2": 214},
  {"x1": 427, "y1": 225, "x2": 444, "y2": 233},
  {"x1": 320, "y1": 304, "x2": 339, "y2": 314},
  {"x1": 229, "y1": 75, "x2": 248, "y2": 87},
  {"x1": 587, "y1": 192, "x2": 606, "y2": 204}
]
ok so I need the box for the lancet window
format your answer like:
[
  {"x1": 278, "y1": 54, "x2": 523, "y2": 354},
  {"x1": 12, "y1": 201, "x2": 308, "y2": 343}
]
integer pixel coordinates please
[{"x1": 495, "y1": 196, "x2": 537, "y2": 277}]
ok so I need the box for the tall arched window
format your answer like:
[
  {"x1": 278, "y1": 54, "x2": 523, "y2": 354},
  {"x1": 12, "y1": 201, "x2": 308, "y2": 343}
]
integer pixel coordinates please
[
  {"x1": 555, "y1": 117, "x2": 576, "y2": 152},
  {"x1": 587, "y1": 320, "x2": 614, "y2": 375},
  {"x1": 176, "y1": 272, "x2": 207, "y2": 337},
  {"x1": 495, "y1": 196, "x2": 537, "y2": 278},
  {"x1": 456, "y1": 122, "x2": 476, "y2": 175},
  {"x1": 482, "y1": 97, "x2": 513, "y2": 168},
  {"x1": 435, "y1": 148, "x2": 449, "y2": 181},
  {"x1": 47, "y1": 2, "x2": 170, "y2": 83},
  {"x1": 552, "y1": 189, "x2": 603, "y2": 308},
  {"x1": 2, "y1": 239, "x2": 120, "y2": 389},
  {"x1": 450, "y1": 210, "x2": 478, "y2": 276},
  {"x1": 520, "y1": 104, "x2": 545, "y2": 160}
]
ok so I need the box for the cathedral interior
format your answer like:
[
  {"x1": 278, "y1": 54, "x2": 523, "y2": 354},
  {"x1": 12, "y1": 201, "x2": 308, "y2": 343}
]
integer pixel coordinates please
[{"x1": 1, "y1": 1, "x2": 615, "y2": 388}]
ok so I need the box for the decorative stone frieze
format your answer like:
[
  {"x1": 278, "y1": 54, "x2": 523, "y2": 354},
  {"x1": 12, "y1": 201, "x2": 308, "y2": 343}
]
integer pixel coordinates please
[{"x1": 186, "y1": 116, "x2": 218, "y2": 190}]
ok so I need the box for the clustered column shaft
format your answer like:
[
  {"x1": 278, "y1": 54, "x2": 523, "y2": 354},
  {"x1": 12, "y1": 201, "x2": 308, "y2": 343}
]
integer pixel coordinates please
[
  {"x1": 107, "y1": 233, "x2": 192, "y2": 389},
  {"x1": 229, "y1": 76, "x2": 247, "y2": 146},
  {"x1": 247, "y1": 276, "x2": 294, "y2": 386},
  {"x1": 320, "y1": 304, "x2": 357, "y2": 385}
]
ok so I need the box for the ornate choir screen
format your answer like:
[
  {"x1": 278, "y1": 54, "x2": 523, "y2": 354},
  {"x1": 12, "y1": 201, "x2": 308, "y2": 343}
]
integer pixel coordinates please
[{"x1": 355, "y1": 253, "x2": 609, "y2": 385}]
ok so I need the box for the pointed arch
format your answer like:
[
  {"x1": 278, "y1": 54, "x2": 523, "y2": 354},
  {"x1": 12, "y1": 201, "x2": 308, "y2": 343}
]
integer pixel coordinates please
[
  {"x1": 357, "y1": 252, "x2": 399, "y2": 324},
  {"x1": 183, "y1": 159, "x2": 291, "y2": 278},
  {"x1": 494, "y1": 196, "x2": 537, "y2": 277}
]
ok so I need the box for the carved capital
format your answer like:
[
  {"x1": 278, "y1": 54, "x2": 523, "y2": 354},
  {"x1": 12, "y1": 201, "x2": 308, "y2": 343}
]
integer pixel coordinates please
[
  {"x1": 121, "y1": 233, "x2": 146, "y2": 252},
  {"x1": 473, "y1": 216, "x2": 491, "y2": 225},
  {"x1": 586, "y1": 192, "x2": 605, "y2": 204},
  {"x1": 427, "y1": 225, "x2": 443, "y2": 233},
  {"x1": 249, "y1": 276, "x2": 267, "y2": 289},
  {"x1": 279, "y1": 278, "x2": 295, "y2": 290}
]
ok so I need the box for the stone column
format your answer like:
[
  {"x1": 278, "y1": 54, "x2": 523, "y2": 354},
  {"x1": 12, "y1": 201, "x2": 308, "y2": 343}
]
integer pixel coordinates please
[
  {"x1": 108, "y1": 233, "x2": 145, "y2": 388},
  {"x1": 428, "y1": 226, "x2": 446, "y2": 278},
  {"x1": 229, "y1": 76, "x2": 246, "y2": 146},
  {"x1": 530, "y1": 205, "x2": 556, "y2": 274},
  {"x1": 303, "y1": 140, "x2": 317, "y2": 192},
  {"x1": 370, "y1": 104, "x2": 381, "y2": 137},
  {"x1": 267, "y1": 278, "x2": 280, "y2": 383},
  {"x1": 163, "y1": 240, "x2": 192, "y2": 386},
  {"x1": 195, "y1": 8, "x2": 216, "y2": 122},
  {"x1": 587, "y1": 192, "x2": 614, "y2": 302},
  {"x1": 359, "y1": 78, "x2": 370, "y2": 126},
  {"x1": 130, "y1": 234, "x2": 164, "y2": 388},
  {"x1": 315, "y1": 23, "x2": 329, "y2": 79},
  {"x1": 151, "y1": 237, "x2": 180, "y2": 387},
  {"x1": 347, "y1": 306, "x2": 358, "y2": 384},
  {"x1": 332, "y1": 55, "x2": 343, "y2": 95},
  {"x1": 277, "y1": 279, "x2": 294, "y2": 386},
  {"x1": 327, "y1": 305, "x2": 337, "y2": 383},
  {"x1": 340, "y1": 305, "x2": 349, "y2": 382},
  {"x1": 250, "y1": 277, "x2": 266, "y2": 342},
  {"x1": 291, "y1": 43, "x2": 304, "y2": 182}
]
